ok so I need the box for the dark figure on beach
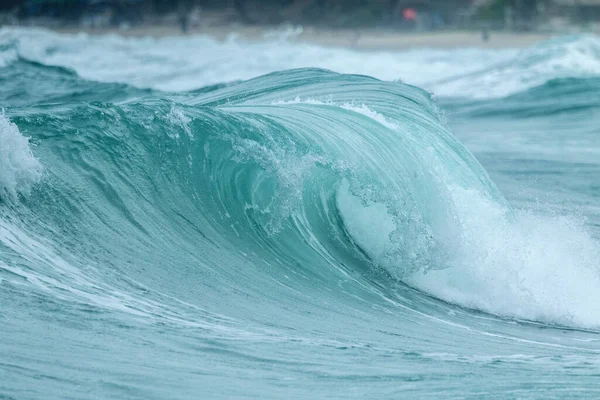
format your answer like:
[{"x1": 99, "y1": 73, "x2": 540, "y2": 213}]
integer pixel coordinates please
[
  {"x1": 178, "y1": 2, "x2": 190, "y2": 34},
  {"x1": 234, "y1": 0, "x2": 253, "y2": 24},
  {"x1": 482, "y1": 28, "x2": 490, "y2": 42}
]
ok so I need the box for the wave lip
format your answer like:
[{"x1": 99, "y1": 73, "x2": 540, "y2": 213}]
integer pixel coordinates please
[{"x1": 0, "y1": 115, "x2": 43, "y2": 200}]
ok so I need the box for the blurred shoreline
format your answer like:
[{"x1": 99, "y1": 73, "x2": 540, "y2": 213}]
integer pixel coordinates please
[
  {"x1": 3, "y1": 0, "x2": 599, "y2": 50},
  {"x1": 46, "y1": 25, "x2": 557, "y2": 49}
]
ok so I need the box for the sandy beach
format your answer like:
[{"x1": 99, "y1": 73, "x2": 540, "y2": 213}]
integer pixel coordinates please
[
  {"x1": 297, "y1": 27, "x2": 556, "y2": 49},
  {"x1": 52, "y1": 24, "x2": 560, "y2": 50}
]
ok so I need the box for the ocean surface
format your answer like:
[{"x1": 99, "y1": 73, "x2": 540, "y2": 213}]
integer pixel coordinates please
[{"x1": 1, "y1": 27, "x2": 600, "y2": 399}]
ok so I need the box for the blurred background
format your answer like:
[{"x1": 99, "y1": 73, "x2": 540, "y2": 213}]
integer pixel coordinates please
[{"x1": 0, "y1": 0, "x2": 599, "y2": 35}]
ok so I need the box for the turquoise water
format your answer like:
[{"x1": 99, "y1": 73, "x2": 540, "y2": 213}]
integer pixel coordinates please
[{"x1": 1, "y1": 28, "x2": 600, "y2": 399}]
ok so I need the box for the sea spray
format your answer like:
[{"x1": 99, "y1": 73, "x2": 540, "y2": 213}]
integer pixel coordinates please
[{"x1": 0, "y1": 114, "x2": 43, "y2": 200}]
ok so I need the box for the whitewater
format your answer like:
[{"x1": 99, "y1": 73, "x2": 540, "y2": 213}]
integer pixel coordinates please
[{"x1": 1, "y1": 27, "x2": 600, "y2": 399}]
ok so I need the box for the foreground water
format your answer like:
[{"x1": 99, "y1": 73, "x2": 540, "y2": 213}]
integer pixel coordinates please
[{"x1": 1, "y1": 27, "x2": 600, "y2": 399}]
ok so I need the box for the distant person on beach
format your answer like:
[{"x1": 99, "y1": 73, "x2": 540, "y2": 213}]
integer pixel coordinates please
[
  {"x1": 482, "y1": 27, "x2": 490, "y2": 42},
  {"x1": 402, "y1": 7, "x2": 417, "y2": 30},
  {"x1": 178, "y1": 2, "x2": 189, "y2": 34},
  {"x1": 189, "y1": 6, "x2": 202, "y2": 31}
]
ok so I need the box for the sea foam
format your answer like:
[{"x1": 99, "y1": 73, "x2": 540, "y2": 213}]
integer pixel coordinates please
[
  {"x1": 338, "y1": 180, "x2": 600, "y2": 329},
  {"x1": 0, "y1": 115, "x2": 44, "y2": 200}
]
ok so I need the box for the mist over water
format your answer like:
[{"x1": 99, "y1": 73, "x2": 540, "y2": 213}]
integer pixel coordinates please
[{"x1": 2, "y1": 27, "x2": 600, "y2": 399}]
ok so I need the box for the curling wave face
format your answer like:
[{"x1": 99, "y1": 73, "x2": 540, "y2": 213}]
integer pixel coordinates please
[{"x1": 2, "y1": 29, "x2": 600, "y2": 399}]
